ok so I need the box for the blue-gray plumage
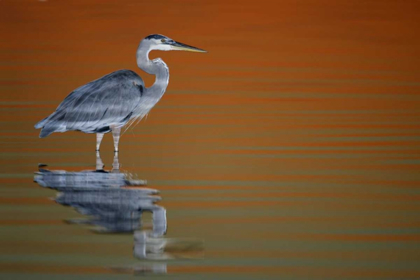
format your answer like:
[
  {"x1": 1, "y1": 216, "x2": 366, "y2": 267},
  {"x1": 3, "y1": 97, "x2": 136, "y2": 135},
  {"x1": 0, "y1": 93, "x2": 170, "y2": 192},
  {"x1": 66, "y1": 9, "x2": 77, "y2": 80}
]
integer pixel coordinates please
[
  {"x1": 35, "y1": 34, "x2": 206, "y2": 152},
  {"x1": 35, "y1": 70, "x2": 143, "y2": 136}
]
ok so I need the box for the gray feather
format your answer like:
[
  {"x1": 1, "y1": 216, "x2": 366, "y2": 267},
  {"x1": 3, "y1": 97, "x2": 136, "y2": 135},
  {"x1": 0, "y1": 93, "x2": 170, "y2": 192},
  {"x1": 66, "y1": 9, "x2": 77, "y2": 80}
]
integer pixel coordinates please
[{"x1": 36, "y1": 70, "x2": 144, "y2": 138}]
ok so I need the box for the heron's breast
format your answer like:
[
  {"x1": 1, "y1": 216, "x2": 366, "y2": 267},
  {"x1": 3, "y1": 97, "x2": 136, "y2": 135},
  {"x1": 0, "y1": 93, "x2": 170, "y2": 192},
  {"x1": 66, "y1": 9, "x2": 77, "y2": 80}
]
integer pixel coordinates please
[{"x1": 132, "y1": 92, "x2": 165, "y2": 119}]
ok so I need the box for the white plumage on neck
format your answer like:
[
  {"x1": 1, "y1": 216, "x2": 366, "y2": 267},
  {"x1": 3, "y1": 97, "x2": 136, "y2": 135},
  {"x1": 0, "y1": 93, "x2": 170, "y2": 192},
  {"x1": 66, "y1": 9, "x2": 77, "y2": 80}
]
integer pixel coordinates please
[
  {"x1": 131, "y1": 39, "x2": 170, "y2": 125},
  {"x1": 136, "y1": 40, "x2": 170, "y2": 91}
]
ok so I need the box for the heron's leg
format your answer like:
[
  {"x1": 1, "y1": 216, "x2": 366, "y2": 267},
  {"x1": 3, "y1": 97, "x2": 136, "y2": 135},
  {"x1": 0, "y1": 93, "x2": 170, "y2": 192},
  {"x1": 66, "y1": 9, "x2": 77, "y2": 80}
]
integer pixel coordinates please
[
  {"x1": 112, "y1": 151, "x2": 120, "y2": 172},
  {"x1": 111, "y1": 127, "x2": 121, "y2": 152},
  {"x1": 96, "y1": 133, "x2": 104, "y2": 151},
  {"x1": 96, "y1": 151, "x2": 104, "y2": 171}
]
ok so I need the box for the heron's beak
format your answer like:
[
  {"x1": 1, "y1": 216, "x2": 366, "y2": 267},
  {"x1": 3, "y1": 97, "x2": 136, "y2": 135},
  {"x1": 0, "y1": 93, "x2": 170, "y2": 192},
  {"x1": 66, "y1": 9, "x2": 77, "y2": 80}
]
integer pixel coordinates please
[{"x1": 170, "y1": 41, "x2": 207, "y2": 53}]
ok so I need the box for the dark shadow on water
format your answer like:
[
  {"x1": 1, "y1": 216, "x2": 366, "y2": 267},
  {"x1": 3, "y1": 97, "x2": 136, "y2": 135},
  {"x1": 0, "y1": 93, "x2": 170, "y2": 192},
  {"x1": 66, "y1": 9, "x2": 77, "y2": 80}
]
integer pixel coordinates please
[{"x1": 33, "y1": 152, "x2": 203, "y2": 275}]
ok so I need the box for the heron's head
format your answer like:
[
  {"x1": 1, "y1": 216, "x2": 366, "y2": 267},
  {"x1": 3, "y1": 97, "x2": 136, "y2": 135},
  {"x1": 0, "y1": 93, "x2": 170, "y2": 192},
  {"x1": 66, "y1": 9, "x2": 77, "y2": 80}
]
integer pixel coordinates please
[{"x1": 142, "y1": 34, "x2": 206, "y2": 53}]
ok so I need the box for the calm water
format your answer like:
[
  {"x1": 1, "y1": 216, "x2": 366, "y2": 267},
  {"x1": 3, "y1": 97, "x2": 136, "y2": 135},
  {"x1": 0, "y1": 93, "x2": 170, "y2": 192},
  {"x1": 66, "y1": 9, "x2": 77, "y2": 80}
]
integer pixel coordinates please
[{"x1": 1, "y1": 0, "x2": 420, "y2": 279}]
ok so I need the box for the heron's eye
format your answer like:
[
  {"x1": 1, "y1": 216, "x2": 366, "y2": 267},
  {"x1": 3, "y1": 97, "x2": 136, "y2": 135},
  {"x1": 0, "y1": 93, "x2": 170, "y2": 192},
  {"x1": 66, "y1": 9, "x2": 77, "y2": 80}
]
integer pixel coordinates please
[{"x1": 161, "y1": 39, "x2": 166, "y2": 43}]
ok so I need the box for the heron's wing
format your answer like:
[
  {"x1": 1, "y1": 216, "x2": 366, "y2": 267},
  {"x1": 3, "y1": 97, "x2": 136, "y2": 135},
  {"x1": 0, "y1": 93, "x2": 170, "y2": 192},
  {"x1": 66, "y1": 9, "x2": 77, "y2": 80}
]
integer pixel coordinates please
[{"x1": 37, "y1": 70, "x2": 144, "y2": 137}]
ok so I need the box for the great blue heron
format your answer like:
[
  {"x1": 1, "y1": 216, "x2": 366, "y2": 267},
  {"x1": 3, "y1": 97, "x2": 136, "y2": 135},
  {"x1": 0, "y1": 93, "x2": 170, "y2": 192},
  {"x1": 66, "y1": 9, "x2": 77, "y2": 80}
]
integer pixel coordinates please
[{"x1": 35, "y1": 34, "x2": 206, "y2": 152}]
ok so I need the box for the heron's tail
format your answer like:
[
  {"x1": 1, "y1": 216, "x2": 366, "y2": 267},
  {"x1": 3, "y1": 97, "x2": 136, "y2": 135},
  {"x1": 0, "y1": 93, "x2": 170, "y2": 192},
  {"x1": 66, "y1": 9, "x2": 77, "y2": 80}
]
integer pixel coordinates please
[
  {"x1": 39, "y1": 127, "x2": 56, "y2": 138},
  {"x1": 35, "y1": 116, "x2": 55, "y2": 138},
  {"x1": 34, "y1": 116, "x2": 49, "y2": 129},
  {"x1": 35, "y1": 112, "x2": 66, "y2": 138}
]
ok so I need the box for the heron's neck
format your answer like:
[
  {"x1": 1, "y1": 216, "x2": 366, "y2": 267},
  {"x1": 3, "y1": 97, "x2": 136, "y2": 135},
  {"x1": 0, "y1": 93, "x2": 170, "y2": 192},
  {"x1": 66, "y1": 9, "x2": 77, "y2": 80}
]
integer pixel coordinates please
[{"x1": 136, "y1": 46, "x2": 169, "y2": 98}]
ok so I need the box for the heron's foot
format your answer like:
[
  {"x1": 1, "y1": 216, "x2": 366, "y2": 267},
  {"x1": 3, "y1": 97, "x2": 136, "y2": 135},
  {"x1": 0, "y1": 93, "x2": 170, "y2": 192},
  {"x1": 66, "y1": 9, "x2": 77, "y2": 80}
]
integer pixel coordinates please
[{"x1": 112, "y1": 151, "x2": 120, "y2": 172}]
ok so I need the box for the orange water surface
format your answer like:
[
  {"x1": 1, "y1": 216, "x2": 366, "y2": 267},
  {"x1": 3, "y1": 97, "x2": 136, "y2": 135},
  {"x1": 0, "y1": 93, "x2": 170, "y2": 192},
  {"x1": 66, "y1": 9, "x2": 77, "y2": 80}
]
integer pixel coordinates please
[{"x1": 1, "y1": 0, "x2": 420, "y2": 279}]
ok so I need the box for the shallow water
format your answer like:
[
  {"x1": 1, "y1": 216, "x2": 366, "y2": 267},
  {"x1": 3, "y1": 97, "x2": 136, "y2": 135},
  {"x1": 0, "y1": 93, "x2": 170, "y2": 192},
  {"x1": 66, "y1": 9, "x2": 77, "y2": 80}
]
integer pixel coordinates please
[{"x1": 1, "y1": 0, "x2": 420, "y2": 279}]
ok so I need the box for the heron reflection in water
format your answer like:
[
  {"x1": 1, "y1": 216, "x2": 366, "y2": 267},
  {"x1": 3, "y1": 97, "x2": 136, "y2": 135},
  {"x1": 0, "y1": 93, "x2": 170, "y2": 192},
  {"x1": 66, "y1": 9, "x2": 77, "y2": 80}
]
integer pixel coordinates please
[
  {"x1": 34, "y1": 153, "x2": 203, "y2": 265},
  {"x1": 35, "y1": 153, "x2": 165, "y2": 235},
  {"x1": 35, "y1": 34, "x2": 206, "y2": 152}
]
